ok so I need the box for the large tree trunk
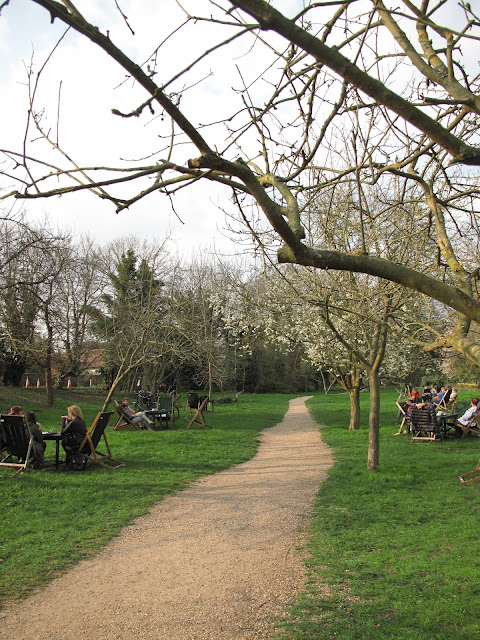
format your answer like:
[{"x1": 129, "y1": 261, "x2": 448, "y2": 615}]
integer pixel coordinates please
[{"x1": 367, "y1": 368, "x2": 380, "y2": 472}]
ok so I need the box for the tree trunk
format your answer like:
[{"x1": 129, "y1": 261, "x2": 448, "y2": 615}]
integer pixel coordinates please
[
  {"x1": 208, "y1": 361, "x2": 213, "y2": 400},
  {"x1": 44, "y1": 316, "x2": 55, "y2": 407},
  {"x1": 348, "y1": 386, "x2": 361, "y2": 430},
  {"x1": 367, "y1": 368, "x2": 380, "y2": 471}
]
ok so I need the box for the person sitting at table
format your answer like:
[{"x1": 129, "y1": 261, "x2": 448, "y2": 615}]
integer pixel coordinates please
[
  {"x1": 454, "y1": 397, "x2": 480, "y2": 437},
  {"x1": 60, "y1": 404, "x2": 88, "y2": 463},
  {"x1": 119, "y1": 398, "x2": 154, "y2": 429},
  {"x1": 422, "y1": 383, "x2": 434, "y2": 402},
  {"x1": 25, "y1": 411, "x2": 46, "y2": 466},
  {"x1": 410, "y1": 387, "x2": 420, "y2": 402}
]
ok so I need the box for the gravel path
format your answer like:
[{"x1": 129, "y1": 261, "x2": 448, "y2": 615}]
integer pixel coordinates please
[{"x1": 0, "y1": 396, "x2": 333, "y2": 640}]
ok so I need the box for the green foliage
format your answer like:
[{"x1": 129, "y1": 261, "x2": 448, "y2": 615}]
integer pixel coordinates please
[
  {"x1": 276, "y1": 389, "x2": 480, "y2": 640},
  {"x1": 0, "y1": 387, "x2": 294, "y2": 606}
]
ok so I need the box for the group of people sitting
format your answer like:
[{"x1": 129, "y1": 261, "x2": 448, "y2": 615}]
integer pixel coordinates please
[
  {"x1": 2, "y1": 403, "x2": 89, "y2": 468},
  {"x1": 395, "y1": 383, "x2": 480, "y2": 437},
  {"x1": 396, "y1": 384, "x2": 463, "y2": 435}
]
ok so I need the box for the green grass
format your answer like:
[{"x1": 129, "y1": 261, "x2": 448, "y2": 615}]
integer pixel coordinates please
[
  {"x1": 3, "y1": 386, "x2": 480, "y2": 639},
  {"x1": 275, "y1": 389, "x2": 480, "y2": 640},
  {"x1": 0, "y1": 387, "x2": 295, "y2": 606}
]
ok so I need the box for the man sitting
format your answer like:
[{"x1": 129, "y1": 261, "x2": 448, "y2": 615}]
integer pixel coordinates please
[
  {"x1": 119, "y1": 398, "x2": 154, "y2": 429},
  {"x1": 454, "y1": 397, "x2": 480, "y2": 437}
]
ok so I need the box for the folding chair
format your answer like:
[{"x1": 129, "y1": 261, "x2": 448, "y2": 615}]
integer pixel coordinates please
[
  {"x1": 394, "y1": 402, "x2": 411, "y2": 434},
  {"x1": 112, "y1": 402, "x2": 141, "y2": 431},
  {"x1": 0, "y1": 414, "x2": 37, "y2": 474},
  {"x1": 446, "y1": 390, "x2": 458, "y2": 412},
  {"x1": 171, "y1": 393, "x2": 183, "y2": 421},
  {"x1": 459, "y1": 460, "x2": 480, "y2": 484},
  {"x1": 434, "y1": 388, "x2": 452, "y2": 412},
  {"x1": 457, "y1": 412, "x2": 480, "y2": 439},
  {"x1": 186, "y1": 392, "x2": 200, "y2": 414},
  {"x1": 156, "y1": 396, "x2": 173, "y2": 428},
  {"x1": 185, "y1": 397, "x2": 212, "y2": 430},
  {"x1": 78, "y1": 411, "x2": 125, "y2": 469}
]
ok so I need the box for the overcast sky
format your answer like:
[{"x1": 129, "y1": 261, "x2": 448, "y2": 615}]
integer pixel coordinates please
[
  {"x1": 2, "y1": 1, "x2": 463, "y2": 258},
  {"x1": 0, "y1": 0, "x2": 300, "y2": 256}
]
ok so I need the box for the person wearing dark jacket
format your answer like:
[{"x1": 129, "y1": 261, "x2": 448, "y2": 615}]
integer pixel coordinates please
[
  {"x1": 61, "y1": 404, "x2": 87, "y2": 463},
  {"x1": 25, "y1": 410, "x2": 46, "y2": 466}
]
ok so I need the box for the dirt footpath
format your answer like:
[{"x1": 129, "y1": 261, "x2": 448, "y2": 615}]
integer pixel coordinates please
[{"x1": 0, "y1": 396, "x2": 333, "y2": 640}]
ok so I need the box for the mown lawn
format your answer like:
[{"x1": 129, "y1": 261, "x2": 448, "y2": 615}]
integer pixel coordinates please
[
  {"x1": 2, "y1": 386, "x2": 480, "y2": 640},
  {"x1": 275, "y1": 389, "x2": 480, "y2": 640},
  {"x1": 0, "y1": 387, "x2": 294, "y2": 605}
]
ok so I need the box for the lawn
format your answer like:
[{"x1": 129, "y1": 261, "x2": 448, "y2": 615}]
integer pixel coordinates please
[
  {"x1": 275, "y1": 388, "x2": 480, "y2": 640},
  {"x1": 0, "y1": 387, "x2": 295, "y2": 605},
  {"x1": 2, "y1": 386, "x2": 480, "y2": 640}
]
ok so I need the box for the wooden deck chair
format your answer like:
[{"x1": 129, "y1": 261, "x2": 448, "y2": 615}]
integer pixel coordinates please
[
  {"x1": 0, "y1": 414, "x2": 36, "y2": 474},
  {"x1": 186, "y1": 392, "x2": 199, "y2": 414},
  {"x1": 446, "y1": 391, "x2": 458, "y2": 412},
  {"x1": 112, "y1": 402, "x2": 141, "y2": 431},
  {"x1": 185, "y1": 397, "x2": 212, "y2": 430},
  {"x1": 394, "y1": 401, "x2": 409, "y2": 435},
  {"x1": 78, "y1": 411, "x2": 125, "y2": 469},
  {"x1": 459, "y1": 460, "x2": 480, "y2": 484},
  {"x1": 434, "y1": 388, "x2": 452, "y2": 411},
  {"x1": 458, "y1": 412, "x2": 480, "y2": 439}
]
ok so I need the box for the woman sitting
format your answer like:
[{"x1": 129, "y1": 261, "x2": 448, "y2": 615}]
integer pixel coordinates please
[{"x1": 61, "y1": 405, "x2": 88, "y2": 464}]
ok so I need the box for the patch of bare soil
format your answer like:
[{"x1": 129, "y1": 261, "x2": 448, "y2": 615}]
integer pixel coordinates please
[{"x1": 0, "y1": 396, "x2": 333, "y2": 640}]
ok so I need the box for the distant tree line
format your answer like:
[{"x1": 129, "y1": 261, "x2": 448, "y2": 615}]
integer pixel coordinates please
[{"x1": 1, "y1": 213, "x2": 465, "y2": 410}]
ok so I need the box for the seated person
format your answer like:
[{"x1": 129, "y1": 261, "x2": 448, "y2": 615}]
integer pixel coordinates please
[
  {"x1": 8, "y1": 405, "x2": 23, "y2": 416},
  {"x1": 422, "y1": 384, "x2": 433, "y2": 402},
  {"x1": 409, "y1": 387, "x2": 420, "y2": 402},
  {"x1": 119, "y1": 398, "x2": 154, "y2": 429},
  {"x1": 395, "y1": 387, "x2": 420, "y2": 429},
  {"x1": 25, "y1": 411, "x2": 46, "y2": 466},
  {"x1": 432, "y1": 386, "x2": 448, "y2": 406},
  {"x1": 61, "y1": 404, "x2": 88, "y2": 463},
  {"x1": 448, "y1": 387, "x2": 459, "y2": 406},
  {"x1": 454, "y1": 397, "x2": 480, "y2": 437}
]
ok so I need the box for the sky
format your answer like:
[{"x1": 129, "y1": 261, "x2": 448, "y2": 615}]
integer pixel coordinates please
[
  {"x1": 0, "y1": 0, "x2": 301, "y2": 256},
  {"x1": 1, "y1": 0, "x2": 468, "y2": 259}
]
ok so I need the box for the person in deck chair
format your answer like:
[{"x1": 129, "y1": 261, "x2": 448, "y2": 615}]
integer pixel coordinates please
[
  {"x1": 60, "y1": 404, "x2": 88, "y2": 464},
  {"x1": 119, "y1": 398, "x2": 154, "y2": 429}
]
